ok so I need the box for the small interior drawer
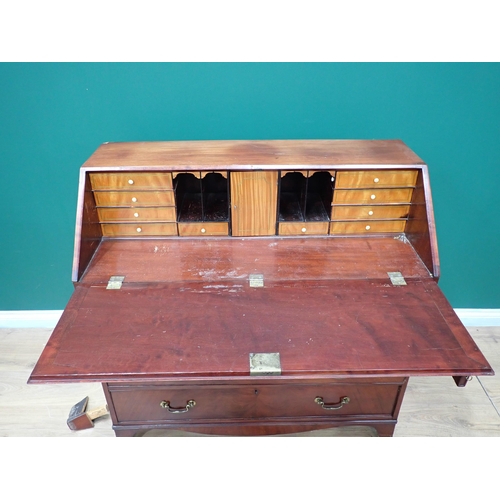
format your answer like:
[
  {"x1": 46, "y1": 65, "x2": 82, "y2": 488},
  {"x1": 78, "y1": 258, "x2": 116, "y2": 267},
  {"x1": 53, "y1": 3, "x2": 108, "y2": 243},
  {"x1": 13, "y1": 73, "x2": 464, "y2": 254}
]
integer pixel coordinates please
[
  {"x1": 335, "y1": 170, "x2": 418, "y2": 189},
  {"x1": 331, "y1": 204, "x2": 410, "y2": 220},
  {"x1": 101, "y1": 222, "x2": 178, "y2": 237},
  {"x1": 177, "y1": 222, "x2": 229, "y2": 236},
  {"x1": 333, "y1": 188, "x2": 414, "y2": 204},
  {"x1": 94, "y1": 190, "x2": 175, "y2": 207},
  {"x1": 90, "y1": 172, "x2": 173, "y2": 190},
  {"x1": 278, "y1": 222, "x2": 329, "y2": 235},
  {"x1": 97, "y1": 206, "x2": 177, "y2": 222},
  {"x1": 330, "y1": 220, "x2": 406, "y2": 234}
]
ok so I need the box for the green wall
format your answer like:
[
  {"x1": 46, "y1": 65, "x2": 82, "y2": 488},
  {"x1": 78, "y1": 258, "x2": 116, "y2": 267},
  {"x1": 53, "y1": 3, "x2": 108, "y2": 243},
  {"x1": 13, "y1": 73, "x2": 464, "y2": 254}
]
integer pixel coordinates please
[{"x1": 1, "y1": 63, "x2": 499, "y2": 310}]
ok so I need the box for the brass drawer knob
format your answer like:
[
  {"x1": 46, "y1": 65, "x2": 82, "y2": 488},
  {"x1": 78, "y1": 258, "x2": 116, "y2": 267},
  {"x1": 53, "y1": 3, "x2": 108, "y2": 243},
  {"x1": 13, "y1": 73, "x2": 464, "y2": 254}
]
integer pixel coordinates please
[
  {"x1": 314, "y1": 396, "x2": 350, "y2": 410},
  {"x1": 160, "y1": 399, "x2": 196, "y2": 413}
]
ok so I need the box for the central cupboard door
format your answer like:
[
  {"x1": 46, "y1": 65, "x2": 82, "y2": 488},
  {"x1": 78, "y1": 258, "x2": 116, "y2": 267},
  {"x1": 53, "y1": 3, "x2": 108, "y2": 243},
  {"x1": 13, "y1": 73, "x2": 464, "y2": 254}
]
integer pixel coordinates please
[{"x1": 231, "y1": 171, "x2": 278, "y2": 236}]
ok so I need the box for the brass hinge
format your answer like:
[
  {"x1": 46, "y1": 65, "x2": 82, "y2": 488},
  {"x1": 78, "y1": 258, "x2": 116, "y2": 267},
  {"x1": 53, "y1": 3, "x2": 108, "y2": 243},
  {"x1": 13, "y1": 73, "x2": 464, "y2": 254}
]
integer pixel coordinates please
[
  {"x1": 387, "y1": 272, "x2": 407, "y2": 286},
  {"x1": 249, "y1": 273, "x2": 264, "y2": 288},
  {"x1": 106, "y1": 276, "x2": 125, "y2": 289},
  {"x1": 249, "y1": 353, "x2": 281, "y2": 376}
]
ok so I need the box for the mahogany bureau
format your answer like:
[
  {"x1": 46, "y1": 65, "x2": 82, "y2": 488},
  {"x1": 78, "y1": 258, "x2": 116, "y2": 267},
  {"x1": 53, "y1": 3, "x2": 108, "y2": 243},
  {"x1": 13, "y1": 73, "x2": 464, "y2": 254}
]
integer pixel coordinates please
[{"x1": 29, "y1": 140, "x2": 494, "y2": 437}]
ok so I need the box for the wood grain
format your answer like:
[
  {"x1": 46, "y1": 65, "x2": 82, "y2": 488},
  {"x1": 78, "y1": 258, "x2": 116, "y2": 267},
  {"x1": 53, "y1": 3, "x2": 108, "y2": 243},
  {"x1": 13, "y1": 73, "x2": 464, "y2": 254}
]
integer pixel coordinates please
[
  {"x1": 230, "y1": 171, "x2": 278, "y2": 236},
  {"x1": 82, "y1": 140, "x2": 426, "y2": 170},
  {"x1": 28, "y1": 279, "x2": 492, "y2": 382}
]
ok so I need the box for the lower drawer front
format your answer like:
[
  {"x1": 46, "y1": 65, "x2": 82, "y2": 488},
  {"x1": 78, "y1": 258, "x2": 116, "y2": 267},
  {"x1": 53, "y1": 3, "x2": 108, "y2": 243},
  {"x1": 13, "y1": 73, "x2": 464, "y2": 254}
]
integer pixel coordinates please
[{"x1": 109, "y1": 382, "x2": 401, "y2": 423}]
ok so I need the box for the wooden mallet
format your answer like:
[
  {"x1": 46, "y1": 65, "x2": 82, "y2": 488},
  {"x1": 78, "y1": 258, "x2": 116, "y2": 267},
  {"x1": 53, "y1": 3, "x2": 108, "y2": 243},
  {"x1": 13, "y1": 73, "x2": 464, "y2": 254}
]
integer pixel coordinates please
[{"x1": 67, "y1": 396, "x2": 109, "y2": 431}]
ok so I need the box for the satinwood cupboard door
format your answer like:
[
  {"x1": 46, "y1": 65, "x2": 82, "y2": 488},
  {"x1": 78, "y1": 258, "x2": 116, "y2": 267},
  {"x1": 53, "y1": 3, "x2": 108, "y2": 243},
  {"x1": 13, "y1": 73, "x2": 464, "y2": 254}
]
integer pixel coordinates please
[{"x1": 230, "y1": 171, "x2": 278, "y2": 236}]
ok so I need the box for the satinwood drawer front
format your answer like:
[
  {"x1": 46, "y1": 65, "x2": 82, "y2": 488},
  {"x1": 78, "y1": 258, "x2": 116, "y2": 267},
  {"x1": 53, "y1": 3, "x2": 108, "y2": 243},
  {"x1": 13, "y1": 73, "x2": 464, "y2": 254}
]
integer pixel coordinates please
[
  {"x1": 331, "y1": 205, "x2": 410, "y2": 220},
  {"x1": 108, "y1": 381, "x2": 402, "y2": 423},
  {"x1": 97, "y1": 207, "x2": 176, "y2": 222},
  {"x1": 90, "y1": 172, "x2": 173, "y2": 190},
  {"x1": 94, "y1": 191, "x2": 176, "y2": 207},
  {"x1": 330, "y1": 220, "x2": 406, "y2": 234},
  {"x1": 101, "y1": 223, "x2": 178, "y2": 237},
  {"x1": 335, "y1": 170, "x2": 417, "y2": 189},
  {"x1": 332, "y1": 188, "x2": 413, "y2": 204},
  {"x1": 177, "y1": 222, "x2": 229, "y2": 236},
  {"x1": 278, "y1": 222, "x2": 329, "y2": 236}
]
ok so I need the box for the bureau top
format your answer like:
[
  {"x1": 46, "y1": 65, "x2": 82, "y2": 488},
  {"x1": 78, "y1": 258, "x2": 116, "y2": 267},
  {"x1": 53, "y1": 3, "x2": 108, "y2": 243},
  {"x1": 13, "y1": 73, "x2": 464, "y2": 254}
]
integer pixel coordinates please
[{"x1": 82, "y1": 139, "x2": 426, "y2": 170}]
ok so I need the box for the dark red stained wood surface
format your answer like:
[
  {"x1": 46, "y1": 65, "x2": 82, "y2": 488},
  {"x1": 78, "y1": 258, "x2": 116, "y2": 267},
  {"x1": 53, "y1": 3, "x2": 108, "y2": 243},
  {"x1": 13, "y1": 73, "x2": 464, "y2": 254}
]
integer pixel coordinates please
[
  {"x1": 29, "y1": 278, "x2": 492, "y2": 383},
  {"x1": 82, "y1": 140, "x2": 425, "y2": 170},
  {"x1": 80, "y1": 236, "x2": 432, "y2": 285}
]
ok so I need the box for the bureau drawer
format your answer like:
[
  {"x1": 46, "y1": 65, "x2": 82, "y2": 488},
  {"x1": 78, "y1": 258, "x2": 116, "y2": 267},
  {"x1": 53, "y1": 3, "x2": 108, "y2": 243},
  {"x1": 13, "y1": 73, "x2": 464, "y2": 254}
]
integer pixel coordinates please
[
  {"x1": 108, "y1": 382, "x2": 402, "y2": 423},
  {"x1": 177, "y1": 222, "x2": 229, "y2": 236},
  {"x1": 101, "y1": 222, "x2": 178, "y2": 237},
  {"x1": 90, "y1": 172, "x2": 173, "y2": 190},
  {"x1": 97, "y1": 206, "x2": 177, "y2": 222},
  {"x1": 278, "y1": 222, "x2": 329, "y2": 235},
  {"x1": 330, "y1": 220, "x2": 406, "y2": 234},
  {"x1": 333, "y1": 188, "x2": 413, "y2": 204},
  {"x1": 94, "y1": 190, "x2": 175, "y2": 207},
  {"x1": 335, "y1": 170, "x2": 417, "y2": 189},
  {"x1": 331, "y1": 204, "x2": 410, "y2": 220}
]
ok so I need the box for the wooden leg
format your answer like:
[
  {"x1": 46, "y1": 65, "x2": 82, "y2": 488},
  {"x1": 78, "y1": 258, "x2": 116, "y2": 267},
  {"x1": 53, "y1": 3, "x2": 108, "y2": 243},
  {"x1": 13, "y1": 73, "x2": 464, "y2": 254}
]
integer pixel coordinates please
[{"x1": 372, "y1": 423, "x2": 396, "y2": 437}]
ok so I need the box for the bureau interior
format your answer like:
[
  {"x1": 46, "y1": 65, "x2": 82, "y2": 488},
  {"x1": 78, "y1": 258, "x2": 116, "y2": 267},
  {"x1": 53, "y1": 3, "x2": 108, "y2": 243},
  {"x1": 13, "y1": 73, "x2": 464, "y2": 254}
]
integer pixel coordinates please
[{"x1": 76, "y1": 166, "x2": 436, "y2": 282}]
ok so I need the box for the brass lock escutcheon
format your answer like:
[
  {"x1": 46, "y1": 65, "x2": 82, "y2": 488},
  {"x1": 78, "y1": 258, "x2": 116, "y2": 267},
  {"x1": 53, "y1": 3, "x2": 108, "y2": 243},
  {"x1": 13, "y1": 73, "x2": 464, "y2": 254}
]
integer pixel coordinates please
[
  {"x1": 160, "y1": 399, "x2": 196, "y2": 413},
  {"x1": 314, "y1": 396, "x2": 350, "y2": 410}
]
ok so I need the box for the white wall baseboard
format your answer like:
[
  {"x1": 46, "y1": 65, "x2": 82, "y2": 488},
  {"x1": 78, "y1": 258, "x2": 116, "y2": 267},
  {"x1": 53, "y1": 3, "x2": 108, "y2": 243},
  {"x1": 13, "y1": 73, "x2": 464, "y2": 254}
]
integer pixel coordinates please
[{"x1": 1, "y1": 309, "x2": 499, "y2": 329}]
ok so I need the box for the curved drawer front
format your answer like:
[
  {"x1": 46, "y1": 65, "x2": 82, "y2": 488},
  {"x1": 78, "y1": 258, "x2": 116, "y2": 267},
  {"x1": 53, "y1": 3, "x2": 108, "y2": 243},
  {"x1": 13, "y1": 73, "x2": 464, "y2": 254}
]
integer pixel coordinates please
[
  {"x1": 335, "y1": 170, "x2": 418, "y2": 189},
  {"x1": 333, "y1": 188, "x2": 413, "y2": 204},
  {"x1": 108, "y1": 382, "x2": 401, "y2": 423},
  {"x1": 94, "y1": 190, "x2": 175, "y2": 207},
  {"x1": 90, "y1": 172, "x2": 173, "y2": 190}
]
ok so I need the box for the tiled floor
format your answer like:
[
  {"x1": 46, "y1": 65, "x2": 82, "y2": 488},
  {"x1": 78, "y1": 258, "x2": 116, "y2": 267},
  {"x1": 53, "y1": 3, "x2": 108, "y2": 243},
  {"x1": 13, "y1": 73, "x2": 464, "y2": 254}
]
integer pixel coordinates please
[{"x1": 1, "y1": 327, "x2": 498, "y2": 437}]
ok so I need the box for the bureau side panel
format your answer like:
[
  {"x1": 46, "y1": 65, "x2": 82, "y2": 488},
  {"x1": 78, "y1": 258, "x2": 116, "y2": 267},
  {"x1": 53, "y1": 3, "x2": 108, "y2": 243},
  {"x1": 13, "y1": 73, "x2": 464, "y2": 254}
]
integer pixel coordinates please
[
  {"x1": 406, "y1": 167, "x2": 440, "y2": 279},
  {"x1": 72, "y1": 171, "x2": 102, "y2": 282}
]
